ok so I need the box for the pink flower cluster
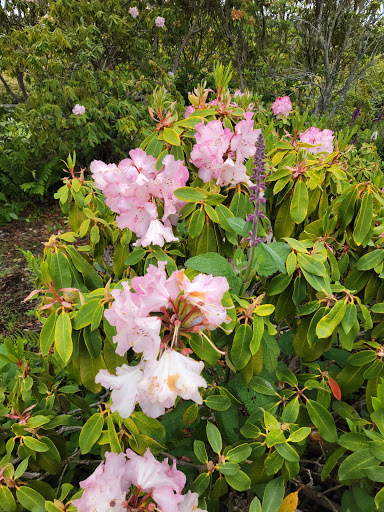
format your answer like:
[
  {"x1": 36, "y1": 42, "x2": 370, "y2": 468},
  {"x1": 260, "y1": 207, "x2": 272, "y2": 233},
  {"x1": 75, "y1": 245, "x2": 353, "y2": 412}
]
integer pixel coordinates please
[
  {"x1": 189, "y1": 112, "x2": 261, "y2": 186},
  {"x1": 271, "y1": 96, "x2": 292, "y2": 119},
  {"x1": 299, "y1": 127, "x2": 334, "y2": 154},
  {"x1": 72, "y1": 104, "x2": 85, "y2": 115},
  {"x1": 73, "y1": 449, "x2": 204, "y2": 512},
  {"x1": 90, "y1": 148, "x2": 189, "y2": 247},
  {"x1": 96, "y1": 261, "x2": 230, "y2": 419}
]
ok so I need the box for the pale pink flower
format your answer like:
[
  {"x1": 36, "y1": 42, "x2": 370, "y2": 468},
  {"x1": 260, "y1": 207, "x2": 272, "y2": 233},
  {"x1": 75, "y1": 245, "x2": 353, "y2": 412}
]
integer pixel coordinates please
[
  {"x1": 231, "y1": 111, "x2": 261, "y2": 163},
  {"x1": 190, "y1": 120, "x2": 233, "y2": 169},
  {"x1": 72, "y1": 452, "x2": 129, "y2": 512},
  {"x1": 175, "y1": 271, "x2": 230, "y2": 329},
  {"x1": 214, "y1": 158, "x2": 251, "y2": 187},
  {"x1": 125, "y1": 449, "x2": 185, "y2": 512},
  {"x1": 168, "y1": 71, "x2": 175, "y2": 78},
  {"x1": 271, "y1": 96, "x2": 292, "y2": 118},
  {"x1": 89, "y1": 160, "x2": 118, "y2": 190},
  {"x1": 129, "y1": 6, "x2": 139, "y2": 18},
  {"x1": 131, "y1": 261, "x2": 179, "y2": 315},
  {"x1": 179, "y1": 491, "x2": 205, "y2": 512},
  {"x1": 72, "y1": 104, "x2": 86, "y2": 115},
  {"x1": 104, "y1": 283, "x2": 162, "y2": 360},
  {"x1": 155, "y1": 16, "x2": 165, "y2": 27},
  {"x1": 115, "y1": 199, "x2": 157, "y2": 235},
  {"x1": 132, "y1": 218, "x2": 178, "y2": 248},
  {"x1": 95, "y1": 364, "x2": 144, "y2": 419},
  {"x1": 299, "y1": 127, "x2": 334, "y2": 154},
  {"x1": 185, "y1": 105, "x2": 196, "y2": 118},
  {"x1": 138, "y1": 349, "x2": 207, "y2": 414},
  {"x1": 154, "y1": 155, "x2": 189, "y2": 221}
]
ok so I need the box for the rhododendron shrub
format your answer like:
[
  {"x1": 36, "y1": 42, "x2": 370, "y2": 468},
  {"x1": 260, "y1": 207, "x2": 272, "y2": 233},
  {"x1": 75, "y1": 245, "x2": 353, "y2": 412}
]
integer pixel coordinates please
[{"x1": 7, "y1": 65, "x2": 384, "y2": 512}]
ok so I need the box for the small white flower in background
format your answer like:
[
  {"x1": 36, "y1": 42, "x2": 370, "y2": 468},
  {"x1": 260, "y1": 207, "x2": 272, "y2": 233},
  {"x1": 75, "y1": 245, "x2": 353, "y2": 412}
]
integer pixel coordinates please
[
  {"x1": 371, "y1": 131, "x2": 378, "y2": 141},
  {"x1": 129, "y1": 6, "x2": 139, "y2": 18},
  {"x1": 155, "y1": 16, "x2": 165, "y2": 27},
  {"x1": 72, "y1": 104, "x2": 85, "y2": 115},
  {"x1": 178, "y1": 491, "x2": 205, "y2": 511}
]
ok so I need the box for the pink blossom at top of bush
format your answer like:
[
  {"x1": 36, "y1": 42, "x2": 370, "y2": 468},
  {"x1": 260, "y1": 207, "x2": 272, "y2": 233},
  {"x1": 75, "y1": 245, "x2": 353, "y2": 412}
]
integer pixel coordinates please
[
  {"x1": 299, "y1": 126, "x2": 334, "y2": 154},
  {"x1": 155, "y1": 16, "x2": 165, "y2": 27},
  {"x1": 72, "y1": 452, "x2": 129, "y2": 512},
  {"x1": 73, "y1": 449, "x2": 190, "y2": 512},
  {"x1": 190, "y1": 112, "x2": 260, "y2": 186},
  {"x1": 72, "y1": 104, "x2": 86, "y2": 115},
  {"x1": 271, "y1": 96, "x2": 292, "y2": 118},
  {"x1": 90, "y1": 149, "x2": 188, "y2": 247},
  {"x1": 128, "y1": 6, "x2": 139, "y2": 17}
]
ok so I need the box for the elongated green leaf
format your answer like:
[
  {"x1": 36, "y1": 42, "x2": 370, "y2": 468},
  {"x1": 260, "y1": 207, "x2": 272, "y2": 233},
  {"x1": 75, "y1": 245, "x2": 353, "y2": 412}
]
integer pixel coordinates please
[
  {"x1": 297, "y1": 253, "x2": 326, "y2": 277},
  {"x1": 16, "y1": 487, "x2": 45, "y2": 512},
  {"x1": 262, "y1": 477, "x2": 285, "y2": 512},
  {"x1": 224, "y1": 470, "x2": 251, "y2": 492},
  {"x1": 275, "y1": 441, "x2": 299, "y2": 462},
  {"x1": 194, "y1": 440, "x2": 208, "y2": 463},
  {"x1": 354, "y1": 191, "x2": 373, "y2": 246},
  {"x1": 205, "y1": 395, "x2": 231, "y2": 411},
  {"x1": 73, "y1": 299, "x2": 101, "y2": 330},
  {"x1": 316, "y1": 301, "x2": 346, "y2": 338},
  {"x1": 174, "y1": 187, "x2": 206, "y2": 203},
  {"x1": 306, "y1": 399, "x2": 338, "y2": 443},
  {"x1": 163, "y1": 128, "x2": 180, "y2": 146},
  {"x1": 290, "y1": 179, "x2": 308, "y2": 223},
  {"x1": 79, "y1": 413, "x2": 104, "y2": 454},
  {"x1": 190, "y1": 473, "x2": 210, "y2": 495},
  {"x1": 357, "y1": 250, "x2": 384, "y2": 271},
  {"x1": 188, "y1": 209, "x2": 205, "y2": 238},
  {"x1": 23, "y1": 436, "x2": 49, "y2": 453},
  {"x1": 207, "y1": 421, "x2": 222, "y2": 454},
  {"x1": 338, "y1": 449, "x2": 380, "y2": 480},
  {"x1": 40, "y1": 312, "x2": 56, "y2": 356},
  {"x1": 231, "y1": 324, "x2": 252, "y2": 370},
  {"x1": 0, "y1": 485, "x2": 16, "y2": 512},
  {"x1": 54, "y1": 312, "x2": 73, "y2": 364}
]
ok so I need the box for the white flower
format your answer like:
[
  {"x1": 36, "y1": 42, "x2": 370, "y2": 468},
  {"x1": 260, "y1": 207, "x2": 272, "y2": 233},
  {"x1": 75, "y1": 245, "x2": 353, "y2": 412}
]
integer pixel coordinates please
[
  {"x1": 138, "y1": 349, "x2": 207, "y2": 413},
  {"x1": 95, "y1": 364, "x2": 143, "y2": 418},
  {"x1": 129, "y1": 6, "x2": 139, "y2": 18},
  {"x1": 178, "y1": 491, "x2": 205, "y2": 512}
]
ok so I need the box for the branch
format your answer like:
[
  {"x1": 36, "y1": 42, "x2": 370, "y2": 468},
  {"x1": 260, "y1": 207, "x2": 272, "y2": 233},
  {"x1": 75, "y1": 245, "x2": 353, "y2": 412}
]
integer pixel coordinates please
[
  {"x1": 0, "y1": 74, "x2": 23, "y2": 103},
  {"x1": 172, "y1": 1, "x2": 202, "y2": 75}
]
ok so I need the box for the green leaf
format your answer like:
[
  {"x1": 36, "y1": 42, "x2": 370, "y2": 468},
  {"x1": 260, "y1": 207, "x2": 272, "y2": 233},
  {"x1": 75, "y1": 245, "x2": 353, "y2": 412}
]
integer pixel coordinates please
[
  {"x1": 282, "y1": 396, "x2": 300, "y2": 423},
  {"x1": 0, "y1": 485, "x2": 16, "y2": 512},
  {"x1": 205, "y1": 395, "x2": 231, "y2": 411},
  {"x1": 174, "y1": 187, "x2": 206, "y2": 203},
  {"x1": 338, "y1": 449, "x2": 380, "y2": 481},
  {"x1": 163, "y1": 128, "x2": 180, "y2": 146},
  {"x1": 363, "y1": 465, "x2": 384, "y2": 483},
  {"x1": 40, "y1": 312, "x2": 56, "y2": 357},
  {"x1": 251, "y1": 315, "x2": 264, "y2": 355},
  {"x1": 321, "y1": 447, "x2": 345, "y2": 481},
  {"x1": 51, "y1": 251, "x2": 72, "y2": 292},
  {"x1": 224, "y1": 470, "x2": 251, "y2": 492},
  {"x1": 83, "y1": 325, "x2": 102, "y2": 359},
  {"x1": 207, "y1": 421, "x2": 222, "y2": 454},
  {"x1": 275, "y1": 441, "x2": 299, "y2": 462},
  {"x1": 353, "y1": 191, "x2": 373, "y2": 246},
  {"x1": 297, "y1": 253, "x2": 326, "y2": 277},
  {"x1": 341, "y1": 303, "x2": 357, "y2": 335},
  {"x1": 262, "y1": 477, "x2": 285, "y2": 512},
  {"x1": 79, "y1": 413, "x2": 104, "y2": 454},
  {"x1": 188, "y1": 209, "x2": 205, "y2": 238},
  {"x1": 357, "y1": 250, "x2": 384, "y2": 271},
  {"x1": 190, "y1": 473, "x2": 210, "y2": 495},
  {"x1": 66, "y1": 246, "x2": 103, "y2": 290},
  {"x1": 185, "y1": 252, "x2": 240, "y2": 294},
  {"x1": 45, "y1": 502, "x2": 64, "y2": 512},
  {"x1": 306, "y1": 399, "x2": 338, "y2": 443},
  {"x1": 249, "y1": 376, "x2": 277, "y2": 396},
  {"x1": 267, "y1": 273, "x2": 292, "y2": 296},
  {"x1": 54, "y1": 312, "x2": 73, "y2": 364},
  {"x1": 249, "y1": 497, "x2": 261, "y2": 512},
  {"x1": 226, "y1": 444, "x2": 252, "y2": 462},
  {"x1": 183, "y1": 403, "x2": 198, "y2": 425},
  {"x1": 348, "y1": 350, "x2": 377, "y2": 367},
  {"x1": 338, "y1": 186, "x2": 358, "y2": 231},
  {"x1": 217, "y1": 461, "x2": 240, "y2": 475},
  {"x1": 371, "y1": 409, "x2": 384, "y2": 436},
  {"x1": 107, "y1": 416, "x2": 122, "y2": 453},
  {"x1": 231, "y1": 324, "x2": 252, "y2": 370},
  {"x1": 73, "y1": 299, "x2": 102, "y2": 330},
  {"x1": 288, "y1": 426, "x2": 311, "y2": 443},
  {"x1": 290, "y1": 179, "x2": 308, "y2": 223},
  {"x1": 14, "y1": 458, "x2": 29, "y2": 479},
  {"x1": 315, "y1": 301, "x2": 346, "y2": 338},
  {"x1": 338, "y1": 433, "x2": 369, "y2": 452},
  {"x1": 194, "y1": 440, "x2": 208, "y2": 463},
  {"x1": 16, "y1": 487, "x2": 45, "y2": 512},
  {"x1": 125, "y1": 248, "x2": 146, "y2": 266}
]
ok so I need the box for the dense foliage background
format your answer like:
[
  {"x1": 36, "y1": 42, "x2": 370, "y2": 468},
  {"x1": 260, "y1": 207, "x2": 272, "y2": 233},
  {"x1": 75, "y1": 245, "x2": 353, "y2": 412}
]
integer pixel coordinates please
[{"x1": 1, "y1": 0, "x2": 384, "y2": 221}]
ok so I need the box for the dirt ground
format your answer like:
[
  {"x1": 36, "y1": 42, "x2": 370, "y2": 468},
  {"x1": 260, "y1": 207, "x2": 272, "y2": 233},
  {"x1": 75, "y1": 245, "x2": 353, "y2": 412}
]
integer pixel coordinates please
[{"x1": 0, "y1": 198, "x2": 68, "y2": 337}]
